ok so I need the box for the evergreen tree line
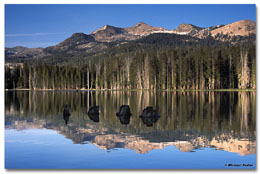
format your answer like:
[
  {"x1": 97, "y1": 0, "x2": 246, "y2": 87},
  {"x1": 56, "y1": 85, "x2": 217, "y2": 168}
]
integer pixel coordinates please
[{"x1": 5, "y1": 44, "x2": 256, "y2": 90}]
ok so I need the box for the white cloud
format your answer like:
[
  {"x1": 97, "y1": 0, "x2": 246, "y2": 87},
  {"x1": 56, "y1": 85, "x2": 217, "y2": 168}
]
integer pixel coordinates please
[
  {"x1": 5, "y1": 32, "x2": 69, "y2": 37},
  {"x1": 5, "y1": 42, "x2": 59, "y2": 48}
]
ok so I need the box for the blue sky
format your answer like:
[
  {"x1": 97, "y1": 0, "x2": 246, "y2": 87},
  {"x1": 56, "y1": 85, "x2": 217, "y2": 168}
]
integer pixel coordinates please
[{"x1": 5, "y1": 4, "x2": 256, "y2": 48}]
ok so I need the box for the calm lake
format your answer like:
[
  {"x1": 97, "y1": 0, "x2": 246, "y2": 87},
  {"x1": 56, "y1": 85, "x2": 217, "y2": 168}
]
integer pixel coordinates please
[{"x1": 5, "y1": 91, "x2": 256, "y2": 169}]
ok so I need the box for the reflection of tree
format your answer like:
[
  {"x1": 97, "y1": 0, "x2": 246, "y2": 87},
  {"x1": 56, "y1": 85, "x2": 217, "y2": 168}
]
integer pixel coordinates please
[
  {"x1": 239, "y1": 92, "x2": 250, "y2": 134},
  {"x1": 5, "y1": 91, "x2": 256, "y2": 140}
]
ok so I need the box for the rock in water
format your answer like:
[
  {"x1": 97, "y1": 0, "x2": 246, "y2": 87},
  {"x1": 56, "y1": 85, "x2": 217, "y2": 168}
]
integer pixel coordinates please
[
  {"x1": 139, "y1": 107, "x2": 160, "y2": 127},
  {"x1": 88, "y1": 106, "x2": 100, "y2": 122},
  {"x1": 116, "y1": 105, "x2": 132, "y2": 116},
  {"x1": 116, "y1": 105, "x2": 132, "y2": 125},
  {"x1": 118, "y1": 114, "x2": 131, "y2": 125},
  {"x1": 63, "y1": 105, "x2": 70, "y2": 124}
]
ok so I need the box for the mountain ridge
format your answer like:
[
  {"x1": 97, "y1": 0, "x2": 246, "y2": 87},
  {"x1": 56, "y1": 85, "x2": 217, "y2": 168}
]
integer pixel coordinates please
[
  {"x1": 90, "y1": 19, "x2": 256, "y2": 40},
  {"x1": 5, "y1": 19, "x2": 256, "y2": 63}
]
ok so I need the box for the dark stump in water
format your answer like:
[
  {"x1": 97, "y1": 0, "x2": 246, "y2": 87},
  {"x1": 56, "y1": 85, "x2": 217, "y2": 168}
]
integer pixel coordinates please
[
  {"x1": 63, "y1": 105, "x2": 71, "y2": 125},
  {"x1": 139, "y1": 107, "x2": 160, "y2": 127},
  {"x1": 116, "y1": 105, "x2": 132, "y2": 125},
  {"x1": 88, "y1": 106, "x2": 100, "y2": 122}
]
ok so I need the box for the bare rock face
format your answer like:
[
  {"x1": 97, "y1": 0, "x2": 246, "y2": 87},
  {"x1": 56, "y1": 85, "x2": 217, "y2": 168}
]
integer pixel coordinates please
[
  {"x1": 89, "y1": 20, "x2": 256, "y2": 43},
  {"x1": 91, "y1": 25, "x2": 125, "y2": 35},
  {"x1": 91, "y1": 25, "x2": 132, "y2": 42},
  {"x1": 125, "y1": 22, "x2": 166, "y2": 36},
  {"x1": 175, "y1": 24, "x2": 202, "y2": 35},
  {"x1": 210, "y1": 20, "x2": 256, "y2": 37},
  {"x1": 192, "y1": 25, "x2": 224, "y2": 39},
  {"x1": 174, "y1": 20, "x2": 256, "y2": 40},
  {"x1": 91, "y1": 25, "x2": 109, "y2": 34},
  {"x1": 91, "y1": 22, "x2": 173, "y2": 42}
]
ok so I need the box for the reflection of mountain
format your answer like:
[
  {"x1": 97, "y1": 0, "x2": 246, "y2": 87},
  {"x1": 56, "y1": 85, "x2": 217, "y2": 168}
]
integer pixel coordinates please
[
  {"x1": 5, "y1": 91, "x2": 256, "y2": 155},
  {"x1": 210, "y1": 136, "x2": 256, "y2": 156},
  {"x1": 5, "y1": 118, "x2": 256, "y2": 155},
  {"x1": 88, "y1": 133, "x2": 256, "y2": 155},
  {"x1": 5, "y1": 115, "x2": 256, "y2": 155}
]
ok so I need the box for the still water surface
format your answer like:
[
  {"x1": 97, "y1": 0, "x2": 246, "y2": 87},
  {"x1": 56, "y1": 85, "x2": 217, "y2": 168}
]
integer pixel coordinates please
[{"x1": 5, "y1": 91, "x2": 256, "y2": 169}]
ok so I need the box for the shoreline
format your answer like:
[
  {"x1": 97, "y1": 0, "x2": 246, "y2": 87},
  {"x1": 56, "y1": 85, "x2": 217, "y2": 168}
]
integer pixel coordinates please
[{"x1": 4, "y1": 88, "x2": 256, "y2": 92}]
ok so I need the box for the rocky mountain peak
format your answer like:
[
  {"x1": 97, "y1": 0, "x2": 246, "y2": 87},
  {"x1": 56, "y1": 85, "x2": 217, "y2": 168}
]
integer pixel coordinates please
[
  {"x1": 91, "y1": 25, "x2": 106, "y2": 34},
  {"x1": 125, "y1": 22, "x2": 165, "y2": 36},
  {"x1": 91, "y1": 24, "x2": 123, "y2": 35},
  {"x1": 176, "y1": 24, "x2": 202, "y2": 33},
  {"x1": 90, "y1": 25, "x2": 127, "y2": 42},
  {"x1": 61, "y1": 33, "x2": 95, "y2": 44},
  {"x1": 238, "y1": 19, "x2": 256, "y2": 25},
  {"x1": 43, "y1": 32, "x2": 96, "y2": 53},
  {"x1": 135, "y1": 22, "x2": 151, "y2": 27}
]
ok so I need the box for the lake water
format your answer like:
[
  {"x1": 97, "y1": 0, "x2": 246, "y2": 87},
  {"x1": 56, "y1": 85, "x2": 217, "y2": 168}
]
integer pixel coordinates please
[{"x1": 5, "y1": 91, "x2": 256, "y2": 169}]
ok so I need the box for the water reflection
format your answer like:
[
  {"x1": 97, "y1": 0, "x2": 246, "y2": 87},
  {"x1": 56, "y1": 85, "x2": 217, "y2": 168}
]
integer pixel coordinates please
[{"x1": 5, "y1": 91, "x2": 256, "y2": 155}]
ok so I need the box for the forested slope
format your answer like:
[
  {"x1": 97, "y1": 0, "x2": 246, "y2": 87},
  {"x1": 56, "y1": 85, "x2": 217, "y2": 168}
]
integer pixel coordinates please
[{"x1": 5, "y1": 33, "x2": 256, "y2": 90}]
